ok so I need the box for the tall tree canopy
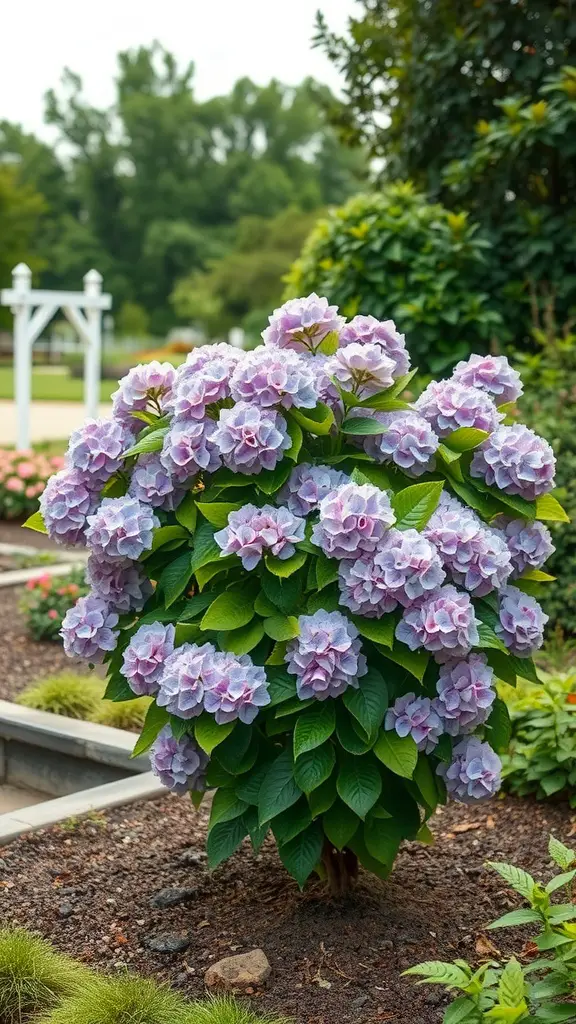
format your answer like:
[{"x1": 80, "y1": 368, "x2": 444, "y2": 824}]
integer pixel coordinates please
[{"x1": 0, "y1": 43, "x2": 366, "y2": 334}]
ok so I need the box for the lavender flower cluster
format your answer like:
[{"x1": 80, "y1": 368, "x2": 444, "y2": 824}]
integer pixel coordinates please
[{"x1": 39, "y1": 293, "x2": 561, "y2": 815}]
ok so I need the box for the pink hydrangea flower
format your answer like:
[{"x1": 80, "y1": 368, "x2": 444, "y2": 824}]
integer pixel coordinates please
[
  {"x1": 129, "y1": 453, "x2": 184, "y2": 510},
  {"x1": 385, "y1": 693, "x2": 443, "y2": 753},
  {"x1": 40, "y1": 468, "x2": 99, "y2": 546},
  {"x1": 122, "y1": 622, "x2": 176, "y2": 696},
  {"x1": 160, "y1": 419, "x2": 221, "y2": 483},
  {"x1": 338, "y1": 528, "x2": 445, "y2": 616},
  {"x1": 86, "y1": 555, "x2": 153, "y2": 614},
  {"x1": 170, "y1": 356, "x2": 234, "y2": 421},
  {"x1": 396, "y1": 584, "x2": 480, "y2": 657},
  {"x1": 285, "y1": 610, "x2": 367, "y2": 700},
  {"x1": 496, "y1": 585, "x2": 548, "y2": 657},
  {"x1": 60, "y1": 594, "x2": 119, "y2": 660},
  {"x1": 230, "y1": 348, "x2": 318, "y2": 409},
  {"x1": 312, "y1": 482, "x2": 396, "y2": 559},
  {"x1": 212, "y1": 402, "x2": 291, "y2": 475},
  {"x1": 277, "y1": 463, "x2": 349, "y2": 517},
  {"x1": 424, "y1": 494, "x2": 512, "y2": 596},
  {"x1": 438, "y1": 737, "x2": 501, "y2": 803},
  {"x1": 361, "y1": 410, "x2": 439, "y2": 477},
  {"x1": 214, "y1": 503, "x2": 305, "y2": 570},
  {"x1": 149, "y1": 725, "x2": 208, "y2": 794},
  {"x1": 157, "y1": 642, "x2": 217, "y2": 718},
  {"x1": 203, "y1": 652, "x2": 270, "y2": 724},
  {"x1": 451, "y1": 353, "x2": 523, "y2": 406},
  {"x1": 339, "y1": 315, "x2": 410, "y2": 378},
  {"x1": 471, "y1": 424, "x2": 556, "y2": 500},
  {"x1": 86, "y1": 497, "x2": 158, "y2": 561},
  {"x1": 262, "y1": 293, "x2": 344, "y2": 353},
  {"x1": 67, "y1": 418, "x2": 135, "y2": 485},
  {"x1": 112, "y1": 361, "x2": 176, "y2": 425},
  {"x1": 492, "y1": 516, "x2": 555, "y2": 577},
  {"x1": 327, "y1": 342, "x2": 396, "y2": 397},
  {"x1": 415, "y1": 379, "x2": 502, "y2": 437},
  {"x1": 434, "y1": 654, "x2": 496, "y2": 735}
]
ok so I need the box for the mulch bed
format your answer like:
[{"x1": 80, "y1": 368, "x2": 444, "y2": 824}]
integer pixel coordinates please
[{"x1": 1, "y1": 792, "x2": 573, "y2": 1024}]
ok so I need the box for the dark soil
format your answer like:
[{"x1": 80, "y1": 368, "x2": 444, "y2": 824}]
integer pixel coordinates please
[
  {"x1": 0, "y1": 584, "x2": 90, "y2": 701},
  {"x1": 1, "y1": 793, "x2": 573, "y2": 1024}
]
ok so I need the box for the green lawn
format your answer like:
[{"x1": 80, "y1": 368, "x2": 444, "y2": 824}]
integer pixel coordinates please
[{"x1": 0, "y1": 367, "x2": 116, "y2": 402}]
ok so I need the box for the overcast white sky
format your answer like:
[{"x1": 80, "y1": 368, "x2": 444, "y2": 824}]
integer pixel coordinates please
[{"x1": 0, "y1": 0, "x2": 355, "y2": 140}]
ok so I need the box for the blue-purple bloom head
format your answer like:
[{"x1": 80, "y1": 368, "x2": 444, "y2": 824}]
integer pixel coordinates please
[
  {"x1": 471, "y1": 424, "x2": 556, "y2": 500},
  {"x1": 415, "y1": 379, "x2": 502, "y2": 438},
  {"x1": 121, "y1": 622, "x2": 176, "y2": 696},
  {"x1": 86, "y1": 496, "x2": 158, "y2": 561},
  {"x1": 67, "y1": 418, "x2": 134, "y2": 486},
  {"x1": 385, "y1": 693, "x2": 443, "y2": 753},
  {"x1": 262, "y1": 293, "x2": 344, "y2": 353},
  {"x1": 129, "y1": 453, "x2": 183, "y2": 510},
  {"x1": 327, "y1": 342, "x2": 396, "y2": 398},
  {"x1": 170, "y1": 356, "x2": 234, "y2": 421},
  {"x1": 362, "y1": 410, "x2": 439, "y2": 477},
  {"x1": 396, "y1": 584, "x2": 480, "y2": 658},
  {"x1": 160, "y1": 419, "x2": 221, "y2": 483},
  {"x1": 438, "y1": 737, "x2": 501, "y2": 803},
  {"x1": 434, "y1": 654, "x2": 496, "y2": 736},
  {"x1": 230, "y1": 348, "x2": 318, "y2": 410},
  {"x1": 496, "y1": 585, "x2": 548, "y2": 657},
  {"x1": 202, "y1": 653, "x2": 270, "y2": 725},
  {"x1": 211, "y1": 402, "x2": 291, "y2": 475},
  {"x1": 215, "y1": 504, "x2": 305, "y2": 571},
  {"x1": 112, "y1": 361, "x2": 176, "y2": 425},
  {"x1": 86, "y1": 555, "x2": 153, "y2": 614},
  {"x1": 157, "y1": 642, "x2": 217, "y2": 719},
  {"x1": 285, "y1": 610, "x2": 367, "y2": 701},
  {"x1": 312, "y1": 482, "x2": 396, "y2": 560},
  {"x1": 492, "y1": 516, "x2": 555, "y2": 578},
  {"x1": 40, "y1": 468, "x2": 98, "y2": 546},
  {"x1": 61, "y1": 593, "x2": 119, "y2": 661},
  {"x1": 339, "y1": 315, "x2": 410, "y2": 378},
  {"x1": 423, "y1": 496, "x2": 512, "y2": 596},
  {"x1": 277, "y1": 463, "x2": 349, "y2": 518},
  {"x1": 338, "y1": 528, "x2": 445, "y2": 617},
  {"x1": 149, "y1": 725, "x2": 208, "y2": 795},
  {"x1": 451, "y1": 353, "x2": 523, "y2": 407}
]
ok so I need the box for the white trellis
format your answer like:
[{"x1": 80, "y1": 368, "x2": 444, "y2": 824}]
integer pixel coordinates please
[{"x1": 0, "y1": 264, "x2": 112, "y2": 449}]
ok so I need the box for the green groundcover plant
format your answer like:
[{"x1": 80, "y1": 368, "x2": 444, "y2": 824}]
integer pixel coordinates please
[
  {"x1": 28, "y1": 296, "x2": 569, "y2": 894},
  {"x1": 500, "y1": 671, "x2": 576, "y2": 807},
  {"x1": 0, "y1": 927, "x2": 88, "y2": 1024},
  {"x1": 405, "y1": 835, "x2": 576, "y2": 1023},
  {"x1": 19, "y1": 569, "x2": 88, "y2": 641},
  {"x1": 16, "y1": 672, "x2": 150, "y2": 731}
]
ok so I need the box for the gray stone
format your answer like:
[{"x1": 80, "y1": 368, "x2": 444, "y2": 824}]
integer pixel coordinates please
[
  {"x1": 0, "y1": 858, "x2": 9, "y2": 871},
  {"x1": 150, "y1": 886, "x2": 197, "y2": 909},
  {"x1": 146, "y1": 934, "x2": 190, "y2": 954},
  {"x1": 58, "y1": 903, "x2": 74, "y2": 919},
  {"x1": 351, "y1": 993, "x2": 369, "y2": 1009},
  {"x1": 177, "y1": 849, "x2": 206, "y2": 867},
  {"x1": 204, "y1": 949, "x2": 271, "y2": 991},
  {"x1": 380, "y1": 939, "x2": 394, "y2": 951}
]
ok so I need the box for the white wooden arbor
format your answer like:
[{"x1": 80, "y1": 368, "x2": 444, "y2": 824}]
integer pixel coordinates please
[{"x1": 0, "y1": 264, "x2": 112, "y2": 449}]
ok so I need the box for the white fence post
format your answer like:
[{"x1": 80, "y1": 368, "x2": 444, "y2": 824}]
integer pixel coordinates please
[
  {"x1": 11, "y1": 264, "x2": 33, "y2": 451},
  {"x1": 83, "y1": 270, "x2": 103, "y2": 421}
]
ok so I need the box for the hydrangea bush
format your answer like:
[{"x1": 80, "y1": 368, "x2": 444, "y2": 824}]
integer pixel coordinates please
[{"x1": 28, "y1": 307, "x2": 569, "y2": 895}]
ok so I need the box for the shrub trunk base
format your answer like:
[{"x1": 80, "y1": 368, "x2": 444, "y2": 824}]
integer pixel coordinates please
[{"x1": 322, "y1": 841, "x2": 358, "y2": 897}]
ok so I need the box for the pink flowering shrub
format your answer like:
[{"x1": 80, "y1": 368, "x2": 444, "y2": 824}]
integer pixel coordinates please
[
  {"x1": 19, "y1": 569, "x2": 89, "y2": 641},
  {"x1": 0, "y1": 449, "x2": 64, "y2": 520},
  {"x1": 31, "y1": 294, "x2": 568, "y2": 895}
]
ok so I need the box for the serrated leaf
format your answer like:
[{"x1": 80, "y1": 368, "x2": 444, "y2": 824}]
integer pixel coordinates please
[
  {"x1": 265, "y1": 550, "x2": 307, "y2": 577},
  {"x1": 294, "y1": 702, "x2": 336, "y2": 758},
  {"x1": 477, "y1": 623, "x2": 508, "y2": 653},
  {"x1": 487, "y1": 862, "x2": 536, "y2": 900},
  {"x1": 336, "y1": 705, "x2": 375, "y2": 755},
  {"x1": 103, "y1": 672, "x2": 135, "y2": 703},
  {"x1": 196, "y1": 501, "x2": 243, "y2": 528},
  {"x1": 255, "y1": 460, "x2": 293, "y2": 495},
  {"x1": 278, "y1": 820, "x2": 323, "y2": 888},
  {"x1": 323, "y1": 799, "x2": 360, "y2": 849},
  {"x1": 545, "y1": 868, "x2": 576, "y2": 894},
  {"x1": 343, "y1": 667, "x2": 388, "y2": 736},
  {"x1": 258, "y1": 748, "x2": 302, "y2": 824},
  {"x1": 392, "y1": 481, "x2": 444, "y2": 531},
  {"x1": 535, "y1": 493, "x2": 570, "y2": 523},
  {"x1": 285, "y1": 418, "x2": 303, "y2": 461},
  {"x1": 159, "y1": 550, "x2": 193, "y2": 607},
  {"x1": 498, "y1": 958, "x2": 525, "y2": 1009},
  {"x1": 261, "y1": 570, "x2": 303, "y2": 615},
  {"x1": 548, "y1": 835, "x2": 575, "y2": 871},
  {"x1": 351, "y1": 613, "x2": 395, "y2": 649},
  {"x1": 341, "y1": 416, "x2": 387, "y2": 435},
  {"x1": 148, "y1": 524, "x2": 188, "y2": 553},
  {"x1": 206, "y1": 816, "x2": 248, "y2": 870},
  {"x1": 378, "y1": 643, "x2": 430, "y2": 682},
  {"x1": 337, "y1": 755, "x2": 382, "y2": 818},
  {"x1": 486, "y1": 650, "x2": 517, "y2": 686},
  {"x1": 358, "y1": 369, "x2": 418, "y2": 406},
  {"x1": 444, "y1": 427, "x2": 489, "y2": 452},
  {"x1": 402, "y1": 962, "x2": 471, "y2": 988},
  {"x1": 219, "y1": 618, "x2": 265, "y2": 655},
  {"x1": 179, "y1": 592, "x2": 215, "y2": 621},
  {"x1": 123, "y1": 426, "x2": 168, "y2": 457},
  {"x1": 201, "y1": 590, "x2": 254, "y2": 631},
  {"x1": 173, "y1": 492, "x2": 197, "y2": 533},
  {"x1": 488, "y1": 908, "x2": 542, "y2": 930},
  {"x1": 131, "y1": 702, "x2": 169, "y2": 757},
  {"x1": 23, "y1": 509, "x2": 48, "y2": 534},
  {"x1": 374, "y1": 730, "x2": 418, "y2": 779},
  {"x1": 486, "y1": 698, "x2": 512, "y2": 753},
  {"x1": 267, "y1": 669, "x2": 297, "y2": 706},
  {"x1": 315, "y1": 551, "x2": 339, "y2": 590},
  {"x1": 364, "y1": 817, "x2": 403, "y2": 866},
  {"x1": 190, "y1": 522, "x2": 221, "y2": 573},
  {"x1": 293, "y1": 742, "x2": 335, "y2": 793},
  {"x1": 288, "y1": 401, "x2": 335, "y2": 437},
  {"x1": 235, "y1": 761, "x2": 273, "y2": 805},
  {"x1": 209, "y1": 789, "x2": 249, "y2": 829},
  {"x1": 270, "y1": 798, "x2": 312, "y2": 845},
  {"x1": 194, "y1": 714, "x2": 236, "y2": 755},
  {"x1": 214, "y1": 724, "x2": 255, "y2": 774}
]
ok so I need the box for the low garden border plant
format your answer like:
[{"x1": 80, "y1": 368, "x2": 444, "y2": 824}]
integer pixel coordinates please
[
  {"x1": 19, "y1": 571, "x2": 88, "y2": 642},
  {"x1": 405, "y1": 834, "x2": 576, "y2": 1023},
  {"x1": 0, "y1": 927, "x2": 88, "y2": 1024},
  {"x1": 16, "y1": 672, "x2": 150, "y2": 731},
  {"x1": 28, "y1": 297, "x2": 569, "y2": 894},
  {"x1": 0, "y1": 449, "x2": 64, "y2": 521}
]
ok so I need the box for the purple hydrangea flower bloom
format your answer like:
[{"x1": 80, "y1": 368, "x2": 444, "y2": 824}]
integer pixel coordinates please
[
  {"x1": 339, "y1": 315, "x2": 410, "y2": 378},
  {"x1": 149, "y1": 725, "x2": 208, "y2": 795},
  {"x1": 180, "y1": 342, "x2": 243, "y2": 378},
  {"x1": 302, "y1": 353, "x2": 342, "y2": 412},
  {"x1": 312, "y1": 482, "x2": 396, "y2": 560},
  {"x1": 451, "y1": 353, "x2": 523, "y2": 407},
  {"x1": 415, "y1": 380, "x2": 502, "y2": 438},
  {"x1": 438, "y1": 737, "x2": 502, "y2": 803},
  {"x1": 39, "y1": 468, "x2": 98, "y2": 546},
  {"x1": 396, "y1": 584, "x2": 480, "y2": 658},
  {"x1": 492, "y1": 516, "x2": 555, "y2": 578},
  {"x1": 211, "y1": 402, "x2": 291, "y2": 475},
  {"x1": 67, "y1": 418, "x2": 134, "y2": 485},
  {"x1": 111, "y1": 361, "x2": 176, "y2": 424},
  {"x1": 285, "y1": 610, "x2": 367, "y2": 700},
  {"x1": 327, "y1": 342, "x2": 396, "y2": 398},
  {"x1": 385, "y1": 693, "x2": 443, "y2": 753},
  {"x1": 129, "y1": 453, "x2": 183, "y2": 510},
  {"x1": 214, "y1": 503, "x2": 305, "y2": 571},
  {"x1": 277, "y1": 463, "x2": 349, "y2": 517},
  {"x1": 496, "y1": 585, "x2": 548, "y2": 657},
  {"x1": 230, "y1": 348, "x2": 318, "y2": 410},
  {"x1": 160, "y1": 419, "x2": 221, "y2": 483},
  {"x1": 471, "y1": 424, "x2": 556, "y2": 500},
  {"x1": 339, "y1": 528, "x2": 445, "y2": 617},
  {"x1": 61, "y1": 593, "x2": 119, "y2": 660},
  {"x1": 362, "y1": 410, "x2": 439, "y2": 477},
  {"x1": 86, "y1": 496, "x2": 158, "y2": 561},
  {"x1": 157, "y1": 642, "x2": 217, "y2": 719},
  {"x1": 86, "y1": 555, "x2": 153, "y2": 614},
  {"x1": 121, "y1": 622, "x2": 176, "y2": 696},
  {"x1": 424, "y1": 496, "x2": 512, "y2": 596},
  {"x1": 434, "y1": 654, "x2": 496, "y2": 736},
  {"x1": 203, "y1": 652, "x2": 270, "y2": 725},
  {"x1": 262, "y1": 293, "x2": 344, "y2": 353},
  {"x1": 170, "y1": 356, "x2": 234, "y2": 421}
]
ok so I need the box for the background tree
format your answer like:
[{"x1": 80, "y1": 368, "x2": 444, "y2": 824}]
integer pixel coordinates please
[{"x1": 0, "y1": 166, "x2": 46, "y2": 327}]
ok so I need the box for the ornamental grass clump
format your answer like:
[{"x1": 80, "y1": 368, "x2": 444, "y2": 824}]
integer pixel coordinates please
[
  {"x1": 0, "y1": 926, "x2": 87, "y2": 1024},
  {"x1": 30, "y1": 294, "x2": 569, "y2": 895}
]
